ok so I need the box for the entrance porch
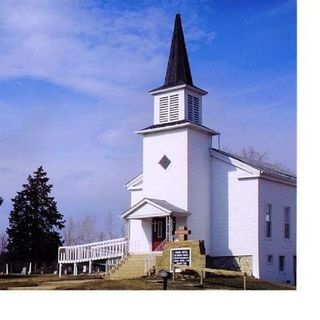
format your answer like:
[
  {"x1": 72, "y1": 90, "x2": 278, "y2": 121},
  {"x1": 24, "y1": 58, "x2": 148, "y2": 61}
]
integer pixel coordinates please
[{"x1": 121, "y1": 198, "x2": 189, "y2": 254}]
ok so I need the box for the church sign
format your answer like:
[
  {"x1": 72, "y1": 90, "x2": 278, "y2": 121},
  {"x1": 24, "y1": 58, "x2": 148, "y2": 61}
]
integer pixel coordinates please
[{"x1": 170, "y1": 247, "x2": 191, "y2": 271}]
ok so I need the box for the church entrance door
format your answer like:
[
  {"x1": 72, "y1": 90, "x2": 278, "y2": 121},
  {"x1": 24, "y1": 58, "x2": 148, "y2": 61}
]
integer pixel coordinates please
[{"x1": 152, "y1": 217, "x2": 166, "y2": 251}]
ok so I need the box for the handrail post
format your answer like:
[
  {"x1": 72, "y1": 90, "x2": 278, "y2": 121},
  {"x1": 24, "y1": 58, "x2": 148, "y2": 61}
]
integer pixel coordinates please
[{"x1": 59, "y1": 263, "x2": 62, "y2": 278}]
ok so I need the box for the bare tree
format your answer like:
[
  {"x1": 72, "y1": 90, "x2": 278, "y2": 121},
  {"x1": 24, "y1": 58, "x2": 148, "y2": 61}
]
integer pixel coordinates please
[
  {"x1": 77, "y1": 214, "x2": 99, "y2": 244},
  {"x1": 0, "y1": 230, "x2": 8, "y2": 254},
  {"x1": 62, "y1": 214, "x2": 100, "y2": 245},
  {"x1": 62, "y1": 212, "x2": 125, "y2": 245},
  {"x1": 239, "y1": 146, "x2": 268, "y2": 163},
  {"x1": 106, "y1": 211, "x2": 114, "y2": 240},
  {"x1": 97, "y1": 231, "x2": 105, "y2": 242},
  {"x1": 120, "y1": 220, "x2": 126, "y2": 238},
  {"x1": 221, "y1": 145, "x2": 295, "y2": 175},
  {"x1": 268, "y1": 161, "x2": 295, "y2": 175},
  {"x1": 62, "y1": 216, "x2": 77, "y2": 246}
]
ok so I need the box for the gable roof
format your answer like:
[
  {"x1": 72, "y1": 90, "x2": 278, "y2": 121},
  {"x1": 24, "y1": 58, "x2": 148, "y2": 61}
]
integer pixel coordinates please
[
  {"x1": 125, "y1": 173, "x2": 143, "y2": 190},
  {"x1": 121, "y1": 197, "x2": 188, "y2": 219},
  {"x1": 210, "y1": 148, "x2": 296, "y2": 185}
]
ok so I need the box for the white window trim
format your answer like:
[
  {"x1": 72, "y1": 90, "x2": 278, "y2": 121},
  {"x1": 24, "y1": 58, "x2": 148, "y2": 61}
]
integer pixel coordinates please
[{"x1": 169, "y1": 247, "x2": 192, "y2": 272}]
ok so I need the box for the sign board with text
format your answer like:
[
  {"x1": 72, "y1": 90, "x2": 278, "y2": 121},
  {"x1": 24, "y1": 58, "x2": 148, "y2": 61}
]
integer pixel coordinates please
[{"x1": 170, "y1": 248, "x2": 191, "y2": 271}]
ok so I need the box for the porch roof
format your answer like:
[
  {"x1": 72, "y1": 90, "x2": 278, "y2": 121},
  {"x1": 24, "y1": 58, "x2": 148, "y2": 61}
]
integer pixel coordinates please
[{"x1": 121, "y1": 198, "x2": 189, "y2": 219}]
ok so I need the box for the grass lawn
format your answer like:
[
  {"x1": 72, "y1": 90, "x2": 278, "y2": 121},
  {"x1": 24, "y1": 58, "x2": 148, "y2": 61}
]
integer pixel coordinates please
[{"x1": 0, "y1": 274, "x2": 295, "y2": 290}]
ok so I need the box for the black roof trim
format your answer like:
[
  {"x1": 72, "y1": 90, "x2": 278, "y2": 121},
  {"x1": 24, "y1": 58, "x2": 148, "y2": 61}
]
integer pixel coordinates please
[
  {"x1": 149, "y1": 83, "x2": 206, "y2": 94},
  {"x1": 141, "y1": 119, "x2": 188, "y2": 130},
  {"x1": 139, "y1": 120, "x2": 219, "y2": 134}
]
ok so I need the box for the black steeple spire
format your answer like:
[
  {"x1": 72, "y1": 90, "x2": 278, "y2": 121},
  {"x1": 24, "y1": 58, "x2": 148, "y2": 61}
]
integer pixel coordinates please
[
  {"x1": 164, "y1": 14, "x2": 193, "y2": 88},
  {"x1": 150, "y1": 14, "x2": 200, "y2": 93}
]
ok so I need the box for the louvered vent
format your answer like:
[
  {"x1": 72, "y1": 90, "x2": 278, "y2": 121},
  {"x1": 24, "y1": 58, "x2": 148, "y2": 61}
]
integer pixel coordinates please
[
  {"x1": 187, "y1": 94, "x2": 200, "y2": 124},
  {"x1": 187, "y1": 94, "x2": 193, "y2": 121},
  {"x1": 193, "y1": 96, "x2": 200, "y2": 123},
  {"x1": 159, "y1": 96, "x2": 169, "y2": 123},
  {"x1": 159, "y1": 94, "x2": 179, "y2": 123},
  {"x1": 169, "y1": 94, "x2": 179, "y2": 121}
]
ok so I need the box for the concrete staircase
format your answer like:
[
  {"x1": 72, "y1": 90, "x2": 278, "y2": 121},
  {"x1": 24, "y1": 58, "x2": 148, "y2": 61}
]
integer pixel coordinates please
[{"x1": 106, "y1": 254, "x2": 148, "y2": 279}]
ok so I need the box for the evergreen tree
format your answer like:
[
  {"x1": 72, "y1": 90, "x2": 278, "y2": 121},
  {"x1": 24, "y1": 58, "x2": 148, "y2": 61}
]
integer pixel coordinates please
[{"x1": 7, "y1": 166, "x2": 65, "y2": 267}]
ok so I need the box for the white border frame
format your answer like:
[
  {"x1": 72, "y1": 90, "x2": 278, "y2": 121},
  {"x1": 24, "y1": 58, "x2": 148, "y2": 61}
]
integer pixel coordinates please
[{"x1": 169, "y1": 247, "x2": 192, "y2": 272}]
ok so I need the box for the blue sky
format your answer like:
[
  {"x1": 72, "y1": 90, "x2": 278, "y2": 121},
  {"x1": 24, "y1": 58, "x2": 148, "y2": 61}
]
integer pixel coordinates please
[{"x1": 0, "y1": 0, "x2": 296, "y2": 234}]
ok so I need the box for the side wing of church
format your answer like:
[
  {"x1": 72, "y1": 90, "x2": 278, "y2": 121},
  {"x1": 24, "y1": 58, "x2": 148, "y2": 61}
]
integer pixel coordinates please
[{"x1": 121, "y1": 14, "x2": 296, "y2": 285}]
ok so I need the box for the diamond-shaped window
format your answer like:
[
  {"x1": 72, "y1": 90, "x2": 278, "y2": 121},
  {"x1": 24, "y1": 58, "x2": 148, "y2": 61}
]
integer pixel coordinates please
[{"x1": 159, "y1": 155, "x2": 171, "y2": 169}]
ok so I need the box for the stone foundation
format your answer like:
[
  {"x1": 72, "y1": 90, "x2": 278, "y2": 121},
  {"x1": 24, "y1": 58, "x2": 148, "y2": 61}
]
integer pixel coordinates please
[
  {"x1": 206, "y1": 255, "x2": 253, "y2": 276},
  {"x1": 155, "y1": 241, "x2": 253, "y2": 277}
]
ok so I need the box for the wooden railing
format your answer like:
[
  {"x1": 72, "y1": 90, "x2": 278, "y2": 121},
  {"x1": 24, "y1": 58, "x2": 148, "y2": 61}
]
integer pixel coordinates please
[{"x1": 58, "y1": 238, "x2": 128, "y2": 264}]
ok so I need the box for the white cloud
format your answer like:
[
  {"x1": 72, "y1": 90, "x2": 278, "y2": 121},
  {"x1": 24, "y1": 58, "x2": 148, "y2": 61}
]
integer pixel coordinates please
[{"x1": 0, "y1": 1, "x2": 213, "y2": 99}]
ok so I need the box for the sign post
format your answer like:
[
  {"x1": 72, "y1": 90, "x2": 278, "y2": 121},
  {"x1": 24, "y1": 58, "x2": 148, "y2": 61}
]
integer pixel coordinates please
[{"x1": 159, "y1": 270, "x2": 169, "y2": 290}]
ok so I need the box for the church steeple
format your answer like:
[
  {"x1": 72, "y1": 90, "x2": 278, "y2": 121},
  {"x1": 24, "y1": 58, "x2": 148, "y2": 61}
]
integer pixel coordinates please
[
  {"x1": 149, "y1": 14, "x2": 207, "y2": 126},
  {"x1": 164, "y1": 14, "x2": 193, "y2": 88}
]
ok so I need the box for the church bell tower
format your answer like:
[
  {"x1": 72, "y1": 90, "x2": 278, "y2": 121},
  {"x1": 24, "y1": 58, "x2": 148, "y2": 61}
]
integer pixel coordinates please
[
  {"x1": 149, "y1": 14, "x2": 208, "y2": 126},
  {"x1": 136, "y1": 14, "x2": 218, "y2": 248}
]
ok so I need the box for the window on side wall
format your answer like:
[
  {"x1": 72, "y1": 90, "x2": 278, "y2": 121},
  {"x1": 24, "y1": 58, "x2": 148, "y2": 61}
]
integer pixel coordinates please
[
  {"x1": 279, "y1": 256, "x2": 285, "y2": 272},
  {"x1": 267, "y1": 255, "x2": 273, "y2": 265},
  {"x1": 265, "y1": 203, "x2": 272, "y2": 238},
  {"x1": 284, "y1": 206, "x2": 291, "y2": 239}
]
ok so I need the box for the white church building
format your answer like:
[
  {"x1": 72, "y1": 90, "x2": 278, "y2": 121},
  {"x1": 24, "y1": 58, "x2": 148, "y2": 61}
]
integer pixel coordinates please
[
  {"x1": 120, "y1": 14, "x2": 296, "y2": 284},
  {"x1": 57, "y1": 14, "x2": 296, "y2": 285}
]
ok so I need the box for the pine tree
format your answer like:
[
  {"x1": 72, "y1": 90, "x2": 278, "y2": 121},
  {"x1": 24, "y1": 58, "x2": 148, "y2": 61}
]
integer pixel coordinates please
[{"x1": 7, "y1": 166, "x2": 65, "y2": 267}]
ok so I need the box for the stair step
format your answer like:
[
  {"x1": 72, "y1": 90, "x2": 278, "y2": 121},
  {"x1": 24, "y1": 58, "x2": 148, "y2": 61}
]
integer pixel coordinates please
[{"x1": 105, "y1": 254, "x2": 153, "y2": 279}]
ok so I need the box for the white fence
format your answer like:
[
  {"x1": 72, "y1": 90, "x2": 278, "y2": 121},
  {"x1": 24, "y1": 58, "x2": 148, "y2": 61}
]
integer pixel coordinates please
[{"x1": 58, "y1": 238, "x2": 128, "y2": 264}]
